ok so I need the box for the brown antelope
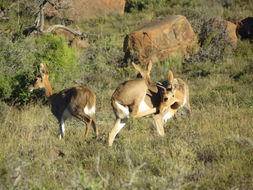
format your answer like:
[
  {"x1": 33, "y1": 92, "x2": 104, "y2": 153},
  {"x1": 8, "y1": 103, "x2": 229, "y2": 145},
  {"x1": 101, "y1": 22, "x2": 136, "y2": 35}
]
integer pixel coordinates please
[
  {"x1": 153, "y1": 71, "x2": 191, "y2": 135},
  {"x1": 108, "y1": 62, "x2": 190, "y2": 146},
  {"x1": 28, "y1": 64, "x2": 98, "y2": 139},
  {"x1": 156, "y1": 70, "x2": 191, "y2": 114}
]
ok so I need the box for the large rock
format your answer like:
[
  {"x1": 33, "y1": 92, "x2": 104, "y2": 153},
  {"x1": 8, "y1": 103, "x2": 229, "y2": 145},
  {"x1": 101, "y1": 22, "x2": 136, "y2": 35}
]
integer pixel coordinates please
[
  {"x1": 226, "y1": 21, "x2": 237, "y2": 48},
  {"x1": 201, "y1": 18, "x2": 237, "y2": 48},
  {"x1": 236, "y1": 17, "x2": 253, "y2": 40},
  {"x1": 123, "y1": 15, "x2": 199, "y2": 65},
  {"x1": 44, "y1": 0, "x2": 125, "y2": 21}
]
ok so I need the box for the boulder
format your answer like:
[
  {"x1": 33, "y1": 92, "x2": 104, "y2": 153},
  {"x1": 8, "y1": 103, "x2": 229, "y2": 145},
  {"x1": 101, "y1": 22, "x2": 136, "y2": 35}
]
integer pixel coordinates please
[
  {"x1": 201, "y1": 18, "x2": 237, "y2": 48},
  {"x1": 44, "y1": 0, "x2": 125, "y2": 22},
  {"x1": 123, "y1": 15, "x2": 199, "y2": 65},
  {"x1": 236, "y1": 17, "x2": 253, "y2": 40},
  {"x1": 226, "y1": 21, "x2": 237, "y2": 48}
]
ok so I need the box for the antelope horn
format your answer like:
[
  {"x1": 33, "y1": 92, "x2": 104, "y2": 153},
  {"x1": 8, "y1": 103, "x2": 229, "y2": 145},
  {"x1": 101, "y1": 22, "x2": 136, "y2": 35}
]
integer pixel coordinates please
[
  {"x1": 156, "y1": 81, "x2": 163, "y2": 86},
  {"x1": 156, "y1": 84, "x2": 167, "y2": 93}
]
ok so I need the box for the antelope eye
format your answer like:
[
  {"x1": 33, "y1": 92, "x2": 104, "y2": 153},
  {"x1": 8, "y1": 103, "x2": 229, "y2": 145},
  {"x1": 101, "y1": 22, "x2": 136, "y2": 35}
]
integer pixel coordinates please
[
  {"x1": 164, "y1": 97, "x2": 168, "y2": 102},
  {"x1": 167, "y1": 87, "x2": 172, "y2": 91}
]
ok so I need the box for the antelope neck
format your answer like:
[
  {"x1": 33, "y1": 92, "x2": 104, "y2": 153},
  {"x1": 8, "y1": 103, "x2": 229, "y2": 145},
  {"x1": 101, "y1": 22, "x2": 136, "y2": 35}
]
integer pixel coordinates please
[{"x1": 43, "y1": 77, "x2": 54, "y2": 97}]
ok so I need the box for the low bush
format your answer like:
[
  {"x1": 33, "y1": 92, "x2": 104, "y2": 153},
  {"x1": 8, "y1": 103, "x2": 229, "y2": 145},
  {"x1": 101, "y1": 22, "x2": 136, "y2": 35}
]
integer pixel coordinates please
[
  {"x1": 125, "y1": 0, "x2": 198, "y2": 12},
  {"x1": 125, "y1": 0, "x2": 167, "y2": 12},
  {"x1": 0, "y1": 34, "x2": 78, "y2": 105}
]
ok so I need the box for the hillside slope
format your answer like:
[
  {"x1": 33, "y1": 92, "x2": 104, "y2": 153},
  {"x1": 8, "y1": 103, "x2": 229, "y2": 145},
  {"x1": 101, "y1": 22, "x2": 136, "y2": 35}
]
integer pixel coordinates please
[{"x1": 0, "y1": 0, "x2": 253, "y2": 189}]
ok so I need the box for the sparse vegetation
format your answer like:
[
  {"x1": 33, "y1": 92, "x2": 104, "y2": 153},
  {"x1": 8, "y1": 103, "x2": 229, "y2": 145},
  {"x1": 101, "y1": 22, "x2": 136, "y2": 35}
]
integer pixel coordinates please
[{"x1": 0, "y1": 0, "x2": 253, "y2": 189}]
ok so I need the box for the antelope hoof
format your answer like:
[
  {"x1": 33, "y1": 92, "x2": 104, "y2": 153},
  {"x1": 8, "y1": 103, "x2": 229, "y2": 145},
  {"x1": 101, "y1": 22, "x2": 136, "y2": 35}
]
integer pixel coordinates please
[
  {"x1": 157, "y1": 129, "x2": 165, "y2": 136},
  {"x1": 159, "y1": 133, "x2": 165, "y2": 137},
  {"x1": 58, "y1": 134, "x2": 64, "y2": 139}
]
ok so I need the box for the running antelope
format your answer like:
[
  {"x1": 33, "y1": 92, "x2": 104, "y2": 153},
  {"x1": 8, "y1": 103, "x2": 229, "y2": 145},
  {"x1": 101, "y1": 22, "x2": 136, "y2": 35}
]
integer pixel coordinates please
[
  {"x1": 28, "y1": 64, "x2": 98, "y2": 139},
  {"x1": 108, "y1": 61, "x2": 190, "y2": 146}
]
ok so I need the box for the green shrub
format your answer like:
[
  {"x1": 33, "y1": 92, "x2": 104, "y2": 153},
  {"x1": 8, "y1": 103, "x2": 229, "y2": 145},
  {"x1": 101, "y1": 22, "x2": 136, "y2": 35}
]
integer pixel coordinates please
[
  {"x1": 125, "y1": 0, "x2": 167, "y2": 12},
  {"x1": 0, "y1": 0, "x2": 38, "y2": 33},
  {"x1": 0, "y1": 36, "x2": 36, "y2": 104},
  {"x1": 0, "y1": 0, "x2": 12, "y2": 7},
  {"x1": 0, "y1": 34, "x2": 78, "y2": 105},
  {"x1": 125, "y1": 0, "x2": 198, "y2": 12},
  {"x1": 34, "y1": 34, "x2": 79, "y2": 90}
]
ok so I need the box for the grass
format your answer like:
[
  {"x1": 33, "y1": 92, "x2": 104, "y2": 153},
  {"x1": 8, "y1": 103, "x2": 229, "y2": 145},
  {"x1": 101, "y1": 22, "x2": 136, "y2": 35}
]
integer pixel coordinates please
[
  {"x1": 1, "y1": 67, "x2": 253, "y2": 189},
  {"x1": 1, "y1": 0, "x2": 253, "y2": 189},
  {"x1": 1, "y1": 99, "x2": 252, "y2": 189}
]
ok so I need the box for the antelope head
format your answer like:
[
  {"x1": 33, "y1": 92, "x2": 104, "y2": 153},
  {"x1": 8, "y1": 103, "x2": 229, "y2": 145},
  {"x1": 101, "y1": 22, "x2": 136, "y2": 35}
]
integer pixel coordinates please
[
  {"x1": 28, "y1": 77, "x2": 44, "y2": 91},
  {"x1": 28, "y1": 64, "x2": 53, "y2": 96},
  {"x1": 158, "y1": 71, "x2": 181, "y2": 113}
]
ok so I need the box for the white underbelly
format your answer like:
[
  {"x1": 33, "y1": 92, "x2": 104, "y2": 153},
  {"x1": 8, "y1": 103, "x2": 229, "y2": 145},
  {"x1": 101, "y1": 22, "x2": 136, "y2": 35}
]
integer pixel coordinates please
[
  {"x1": 115, "y1": 101, "x2": 130, "y2": 119},
  {"x1": 163, "y1": 111, "x2": 174, "y2": 122},
  {"x1": 84, "y1": 105, "x2": 95, "y2": 116},
  {"x1": 138, "y1": 100, "x2": 151, "y2": 112}
]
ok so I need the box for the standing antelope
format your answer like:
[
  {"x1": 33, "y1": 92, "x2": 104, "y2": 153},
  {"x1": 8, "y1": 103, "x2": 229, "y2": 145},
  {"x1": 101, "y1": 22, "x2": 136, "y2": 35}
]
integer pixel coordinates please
[
  {"x1": 29, "y1": 64, "x2": 98, "y2": 139},
  {"x1": 108, "y1": 62, "x2": 190, "y2": 146}
]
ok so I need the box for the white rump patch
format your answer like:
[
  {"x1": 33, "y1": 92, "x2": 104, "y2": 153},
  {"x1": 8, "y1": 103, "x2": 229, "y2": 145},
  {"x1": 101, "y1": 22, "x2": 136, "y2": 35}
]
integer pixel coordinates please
[
  {"x1": 163, "y1": 111, "x2": 174, "y2": 122},
  {"x1": 138, "y1": 100, "x2": 151, "y2": 113},
  {"x1": 84, "y1": 105, "x2": 96, "y2": 116},
  {"x1": 115, "y1": 101, "x2": 130, "y2": 119}
]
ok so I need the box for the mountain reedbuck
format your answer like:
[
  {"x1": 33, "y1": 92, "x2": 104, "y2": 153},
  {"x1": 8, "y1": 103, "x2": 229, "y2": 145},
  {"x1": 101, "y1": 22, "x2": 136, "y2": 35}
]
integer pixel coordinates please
[
  {"x1": 153, "y1": 71, "x2": 191, "y2": 134},
  {"x1": 29, "y1": 64, "x2": 98, "y2": 139},
  {"x1": 109, "y1": 61, "x2": 190, "y2": 146}
]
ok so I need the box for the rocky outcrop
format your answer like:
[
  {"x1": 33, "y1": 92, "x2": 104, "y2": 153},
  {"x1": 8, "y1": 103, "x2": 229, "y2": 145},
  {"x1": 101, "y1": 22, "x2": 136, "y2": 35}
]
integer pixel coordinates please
[
  {"x1": 44, "y1": 0, "x2": 125, "y2": 22},
  {"x1": 226, "y1": 21, "x2": 237, "y2": 48},
  {"x1": 201, "y1": 18, "x2": 237, "y2": 48},
  {"x1": 123, "y1": 15, "x2": 199, "y2": 65},
  {"x1": 236, "y1": 17, "x2": 253, "y2": 40}
]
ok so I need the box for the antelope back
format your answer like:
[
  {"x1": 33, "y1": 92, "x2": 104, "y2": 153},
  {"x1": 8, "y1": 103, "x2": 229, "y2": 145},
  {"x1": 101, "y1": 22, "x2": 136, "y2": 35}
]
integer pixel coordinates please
[
  {"x1": 112, "y1": 61, "x2": 153, "y2": 106},
  {"x1": 111, "y1": 78, "x2": 148, "y2": 106}
]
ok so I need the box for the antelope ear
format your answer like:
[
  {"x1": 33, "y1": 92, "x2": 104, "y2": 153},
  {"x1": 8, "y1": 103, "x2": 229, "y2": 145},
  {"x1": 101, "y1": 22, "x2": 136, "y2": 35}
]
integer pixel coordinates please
[
  {"x1": 132, "y1": 62, "x2": 142, "y2": 73},
  {"x1": 147, "y1": 60, "x2": 153, "y2": 73},
  {"x1": 40, "y1": 63, "x2": 49, "y2": 76},
  {"x1": 167, "y1": 71, "x2": 174, "y2": 83}
]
